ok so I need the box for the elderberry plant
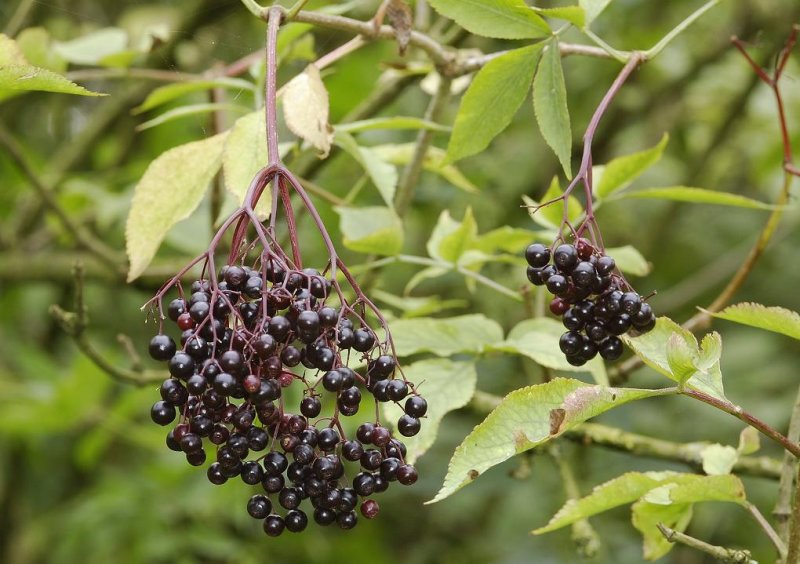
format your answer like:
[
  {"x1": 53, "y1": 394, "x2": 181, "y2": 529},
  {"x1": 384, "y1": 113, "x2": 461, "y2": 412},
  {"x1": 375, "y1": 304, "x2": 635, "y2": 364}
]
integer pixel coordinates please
[{"x1": 143, "y1": 10, "x2": 424, "y2": 536}]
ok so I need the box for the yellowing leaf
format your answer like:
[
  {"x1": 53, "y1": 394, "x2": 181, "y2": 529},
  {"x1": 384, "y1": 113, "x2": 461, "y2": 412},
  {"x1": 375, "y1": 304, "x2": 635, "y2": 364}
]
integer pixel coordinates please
[
  {"x1": 428, "y1": 378, "x2": 671, "y2": 503},
  {"x1": 223, "y1": 112, "x2": 271, "y2": 220},
  {"x1": 126, "y1": 133, "x2": 228, "y2": 281},
  {"x1": 283, "y1": 64, "x2": 333, "y2": 157}
]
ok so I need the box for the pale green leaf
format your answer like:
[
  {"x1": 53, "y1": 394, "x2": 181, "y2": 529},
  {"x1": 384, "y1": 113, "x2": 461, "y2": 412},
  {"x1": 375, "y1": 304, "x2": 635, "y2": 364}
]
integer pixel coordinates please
[
  {"x1": 535, "y1": 471, "x2": 687, "y2": 533},
  {"x1": 136, "y1": 103, "x2": 250, "y2": 131},
  {"x1": 335, "y1": 206, "x2": 403, "y2": 256},
  {"x1": 526, "y1": 177, "x2": 583, "y2": 230},
  {"x1": 426, "y1": 208, "x2": 478, "y2": 263},
  {"x1": 335, "y1": 133, "x2": 398, "y2": 206},
  {"x1": 389, "y1": 314, "x2": 504, "y2": 357},
  {"x1": 533, "y1": 40, "x2": 572, "y2": 177},
  {"x1": 336, "y1": 116, "x2": 451, "y2": 134},
  {"x1": 404, "y1": 265, "x2": 450, "y2": 295},
  {"x1": 283, "y1": 64, "x2": 333, "y2": 157},
  {"x1": 579, "y1": 0, "x2": 612, "y2": 26},
  {"x1": 594, "y1": 134, "x2": 669, "y2": 198},
  {"x1": 372, "y1": 143, "x2": 478, "y2": 193},
  {"x1": 737, "y1": 427, "x2": 760, "y2": 456},
  {"x1": 605, "y1": 245, "x2": 651, "y2": 276},
  {"x1": 53, "y1": 28, "x2": 129, "y2": 66},
  {"x1": 534, "y1": 6, "x2": 586, "y2": 28},
  {"x1": 447, "y1": 44, "x2": 543, "y2": 163},
  {"x1": 429, "y1": 378, "x2": 670, "y2": 503},
  {"x1": 619, "y1": 186, "x2": 776, "y2": 209},
  {"x1": 427, "y1": 0, "x2": 551, "y2": 39},
  {"x1": 383, "y1": 359, "x2": 477, "y2": 463},
  {"x1": 622, "y1": 317, "x2": 726, "y2": 401},
  {"x1": 125, "y1": 133, "x2": 228, "y2": 281},
  {"x1": 700, "y1": 444, "x2": 738, "y2": 475},
  {"x1": 0, "y1": 34, "x2": 104, "y2": 100},
  {"x1": 371, "y1": 290, "x2": 466, "y2": 318},
  {"x1": 473, "y1": 226, "x2": 546, "y2": 254},
  {"x1": 134, "y1": 78, "x2": 255, "y2": 114},
  {"x1": 490, "y1": 317, "x2": 608, "y2": 385},
  {"x1": 666, "y1": 333, "x2": 697, "y2": 385},
  {"x1": 705, "y1": 303, "x2": 800, "y2": 341},
  {"x1": 16, "y1": 27, "x2": 66, "y2": 72},
  {"x1": 632, "y1": 475, "x2": 746, "y2": 560}
]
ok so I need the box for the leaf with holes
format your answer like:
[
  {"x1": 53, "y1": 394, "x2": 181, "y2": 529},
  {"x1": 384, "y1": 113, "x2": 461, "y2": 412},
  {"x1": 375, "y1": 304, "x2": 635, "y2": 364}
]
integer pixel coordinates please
[
  {"x1": 428, "y1": 378, "x2": 672, "y2": 503},
  {"x1": 126, "y1": 133, "x2": 228, "y2": 281}
]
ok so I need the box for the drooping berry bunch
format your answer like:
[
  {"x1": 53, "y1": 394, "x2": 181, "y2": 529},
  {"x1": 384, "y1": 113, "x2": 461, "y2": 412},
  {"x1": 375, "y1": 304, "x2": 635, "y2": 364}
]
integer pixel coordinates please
[
  {"x1": 524, "y1": 238, "x2": 655, "y2": 366},
  {"x1": 143, "y1": 8, "x2": 425, "y2": 537}
]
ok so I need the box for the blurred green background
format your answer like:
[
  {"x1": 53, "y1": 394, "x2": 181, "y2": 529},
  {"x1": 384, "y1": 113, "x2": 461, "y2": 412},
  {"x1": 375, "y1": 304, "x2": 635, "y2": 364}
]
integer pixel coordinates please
[{"x1": 1, "y1": 0, "x2": 799, "y2": 562}]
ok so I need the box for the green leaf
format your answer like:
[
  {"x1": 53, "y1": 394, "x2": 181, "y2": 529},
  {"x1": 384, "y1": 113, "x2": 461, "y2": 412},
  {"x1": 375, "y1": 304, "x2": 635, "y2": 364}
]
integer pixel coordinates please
[
  {"x1": 335, "y1": 133, "x2": 398, "y2": 206},
  {"x1": 125, "y1": 133, "x2": 228, "y2": 281},
  {"x1": 622, "y1": 317, "x2": 726, "y2": 400},
  {"x1": 533, "y1": 40, "x2": 572, "y2": 177},
  {"x1": 383, "y1": 359, "x2": 477, "y2": 463},
  {"x1": 0, "y1": 34, "x2": 105, "y2": 100},
  {"x1": 473, "y1": 226, "x2": 545, "y2": 254},
  {"x1": 335, "y1": 116, "x2": 451, "y2": 133},
  {"x1": 490, "y1": 317, "x2": 608, "y2": 385},
  {"x1": 632, "y1": 475, "x2": 746, "y2": 560},
  {"x1": 535, "y1": 471, "x2": 687, "y2": 533},
  {"x1": 447, "y1": 44, "x2": 543, "y2": 163},
  {"x1": 429, "y1": 378, "x2": 671, "y2": 503},
  {"x1": 526, "y1": 177, "x2": 583, "y2": 230},
  {"x1": 136, "y1": 103, "x2": 250, "y2": 131},
  {"x1": 53, "y1": 28, "x2": 129, "y2": 66},
  {"x1": 665, "y1": 333, "x2": 697, "y2": 385},
  {"x1": 534, "y1": 6, "x2": 586, "y2": 28},
  {"x1": 134, "y1": 78, "x2": 255, "y2": 113},
  {"x1": 594, "y1": 134, "x2": 669, "y2": 198},
  {"x1": 605, "y1": 245, "x2": 650, "y2": 276},
  {"x1": 372, "y1": 143, "x2": 478, "y2": 193},
  {"x1": 618, "y1": 186, "x2": 776, "y2": 209},
  {"x1": 371, "y1": 290, "x2": 467, "y2": 318},
  {"x1": 222, "y1": 111, "x2": 282, "y2": 220},
  {"x1": 16, "y1": 27, "x2": 66, "y2": 72},
  {"x1": 427, "y1": 0, "x2": 551, "y2": 39},
  {"x1": 705, "y1": 303, "x2": 800, "y2": 341},
  {"x1": 738, "y1": 427, "x2": 760, "y2": 456},
  {"x1": 389, "y1": 314, "x2": 504, "y2": 357},
  {"x1": 426, "y1": 208, "x2": 478, "y2": 263},
  {"x1": 700, "y1": 444, "x2": 738, "y2": 475},
  {"x1": 579, "y1": 0, "x2": 612, "y2": 26},
  {"x1": 335, "y1": 206, "x2": 403, "y2": 256}
]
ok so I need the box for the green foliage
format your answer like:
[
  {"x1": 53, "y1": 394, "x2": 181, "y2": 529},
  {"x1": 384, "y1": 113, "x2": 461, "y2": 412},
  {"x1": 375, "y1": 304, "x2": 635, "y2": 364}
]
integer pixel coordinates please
[
  {"x1": 222, "y1": 111, "x2": 276, "y2": 219},
  {"x1": 707, "y1": 303, "x2": 800, "y2": 341},
  {"x1": 335, "y1": 205, "x2": 403, "y2": 255},
  {"x1": 335, "y1": 132, "x2": 398, "y2": 206},
  {"x1": 430, "y1": 379, "x2": 673, "y2": 503},
  {"x1": 389, "y1": 314, "x2": 503, "y2": 356},
  {"x1": 0, "y1": 34, "x2": 105, "y2": 100},
  {"x1": 622, "y1": 317, "x2": 726, "y2": 400},
  {"x1": 579, "y1": 0, "x2": 613, "y2": 26},
  {"x1": 533, "y1": 39, "x2": 572, "y2": 177},
  {"x1": 594, "y1": 134, "x2": 669, "y2": 199},
  {"x1": 447, "y1": 44, "x2": 543, "y2": 163},
  {"x1": 134, "y1": 78, "x2": 255, "y2": 113},
  {"x1": 427, "y1": 0, "x2": 551, "y2": 39},
  {"x1": 125, "y1": 133, "x2": 227, "y2": 280},
  {"x1": 618, "y1": 186, "x2": 776, "y2": 209}
]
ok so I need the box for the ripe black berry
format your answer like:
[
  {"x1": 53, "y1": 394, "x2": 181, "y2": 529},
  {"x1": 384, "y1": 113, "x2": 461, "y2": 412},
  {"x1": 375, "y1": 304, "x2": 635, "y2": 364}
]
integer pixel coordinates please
[
  {"x1": 149, "y1": 334, "x2": 176, "y2": 361},
  {"x1": 248, "y1": 495, "x2": 272, "y2": 519},
  {"x1": 263, "y1": 514, "x2": 285, "y2": 537},
  {"x1": 285, "y1": 509, "x2": 308, "y2": 533},
  {"x1": 553, "y1": 244, "x2": 578, "y2": 271},
  {"x1": 525, "y1": 243, "x2": 550, "y2": 268},
  {"x1": 151, "y1": 401, "x2": 176, "y2": 425},
  {"x1": 397, "y1": 415, "x2": 421, "y2": 437},
  {"x1": 405, "y1": 396, "x2": 427, "y2": 417}
]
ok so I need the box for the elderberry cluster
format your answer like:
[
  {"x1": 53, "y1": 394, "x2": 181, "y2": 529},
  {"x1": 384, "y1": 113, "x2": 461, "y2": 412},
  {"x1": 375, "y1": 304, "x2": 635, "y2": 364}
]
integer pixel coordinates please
[
  {"x1": 148, "y1": 262, "x2": 426, "y2": 536},
  {"x1": 524, "y1": 239, "x2": 655, "y2": 366}
]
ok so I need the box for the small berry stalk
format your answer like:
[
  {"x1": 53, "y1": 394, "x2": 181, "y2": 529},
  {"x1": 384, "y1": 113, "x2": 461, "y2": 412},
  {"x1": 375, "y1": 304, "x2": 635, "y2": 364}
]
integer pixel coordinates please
[
  {"x1": 143, "y1": 7, "x2": 425, "y2": 536},
  {"x1": 524, "y1": 54, "x2": 655, "y2": 365}
]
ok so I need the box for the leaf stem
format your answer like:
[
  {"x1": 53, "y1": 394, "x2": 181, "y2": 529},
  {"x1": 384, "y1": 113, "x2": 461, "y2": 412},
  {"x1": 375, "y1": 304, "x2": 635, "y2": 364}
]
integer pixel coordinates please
[
  {"x1": 644, "y1": 0, "x2": 720, "y2": 60},
  {"x1": 656, "y1": 523, "x2": 756, "y2": 563},
  {"x1": 264, "y1": 7, "x2": 283, "y2": 168},
  {"x1": 681, "y1": 388, "x2": 800, "y2": 458}
]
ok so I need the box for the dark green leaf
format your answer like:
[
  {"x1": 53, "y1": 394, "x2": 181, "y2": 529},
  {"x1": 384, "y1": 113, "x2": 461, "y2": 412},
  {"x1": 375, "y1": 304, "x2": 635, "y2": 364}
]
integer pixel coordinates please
[{"x1": 533, "y1": 40, "x2": 572, "y2": 177}]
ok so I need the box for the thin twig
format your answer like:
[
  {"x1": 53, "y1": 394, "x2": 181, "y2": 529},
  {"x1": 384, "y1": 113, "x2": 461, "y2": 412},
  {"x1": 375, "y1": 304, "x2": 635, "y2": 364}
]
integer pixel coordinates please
[
  {"x1": 788, "y1": 464, "x2": 800, "y2": 562},
  {"x1": 657, "y1": 523, "x2": 755, "y2": 563},
  {"x1": 776, "y1": 386, "x2": 800, "y2": 543},
  {"x1": 745, "y1": 502, "x2": 787, "y2": 559}
]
